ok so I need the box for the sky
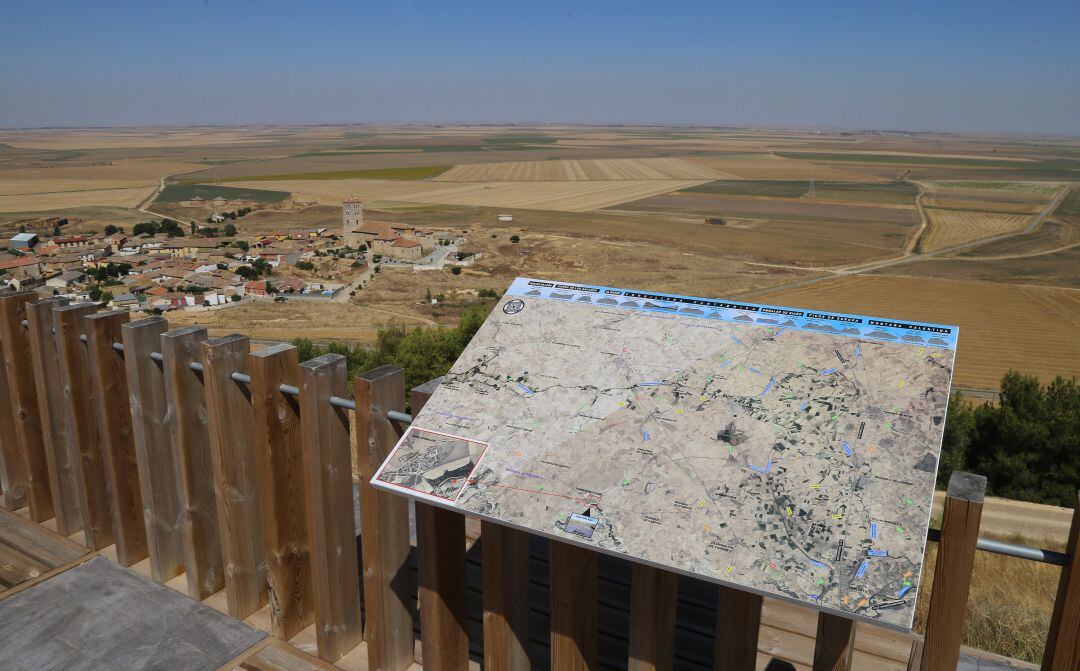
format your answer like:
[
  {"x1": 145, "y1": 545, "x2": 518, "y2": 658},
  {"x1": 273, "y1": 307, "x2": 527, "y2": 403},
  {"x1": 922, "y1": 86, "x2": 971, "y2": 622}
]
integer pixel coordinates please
[{"x1": 2, "y1": 0, "x2": 1079, "y2": 134}]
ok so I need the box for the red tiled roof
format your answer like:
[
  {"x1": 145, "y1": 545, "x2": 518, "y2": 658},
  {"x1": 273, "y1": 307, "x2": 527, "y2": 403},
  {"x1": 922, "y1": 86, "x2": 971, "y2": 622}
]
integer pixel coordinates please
[
  {"x1": 391, "y1": 238, "x2": 420, "y2": 248},
  {"x1": 0, "y1": 256, "x2": 42, "y2": 270}
]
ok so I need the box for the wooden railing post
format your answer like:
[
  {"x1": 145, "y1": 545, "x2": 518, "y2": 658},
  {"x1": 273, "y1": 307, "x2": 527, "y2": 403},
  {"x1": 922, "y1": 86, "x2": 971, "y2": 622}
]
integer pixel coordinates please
[
  {"x1": 0, "y1": 331, "x2": 25, "y2": 511},
  {"x1": 0, "y1": 291, "x2": 54, "y2": 522},
  {"x1": 714, "y1": 585, "x2": 762, "y2": 670},
  {"x1": 250, "y1": 343, "x2": 314, "y2": 640},
  {"x1": 202, "y1": 334, "x2": 267, "y2": 619},
  {"x1": 411, "y1": 377, "x2": 469, "y2": 671},
  {"x1": 550, "y1": 539, "x2": 598, "y2": 671},
  {"x1": 85, "y1": 309, "x2": 146, "y2": 566},
  {"x1": 812, "y1": 613, "x2": 856, "y2": 671},
  {"x1": 161, "y1": 325, "x2": 223, "y2": 600},
  {"x1": 1042, "y1": 490, "x2": 1080, "y2": 671},
  {"x1": 629, "y1": 564, "x2": 678, "y2": 671},
  {"x1": 121, "y1": 316, "x2": 184, "y2": 582},
  {"x1": 300, "y1": 354, "x2": 362, "y2": 663},
  {"x1": 27, "y1": 297, "x2": 80, "y2": 534},
  {"x1": 354, "y1": 364, "x2": 412, "y2": 671},
  {"x1": 916, "y1": 471, "x2": 986, "y2": 671},
  {"x1": 55, "y1": 302, "x2": 115, "y2": 549},
  {"x1": 481, "y1": 520, "x2": 531, "y2": 671}
]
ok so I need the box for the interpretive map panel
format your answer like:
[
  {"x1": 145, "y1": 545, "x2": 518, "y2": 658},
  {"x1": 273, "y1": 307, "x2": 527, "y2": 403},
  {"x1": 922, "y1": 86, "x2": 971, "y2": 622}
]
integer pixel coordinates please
[{"x1": 372, "y1": 277, "x2": 958, "y2": 629}]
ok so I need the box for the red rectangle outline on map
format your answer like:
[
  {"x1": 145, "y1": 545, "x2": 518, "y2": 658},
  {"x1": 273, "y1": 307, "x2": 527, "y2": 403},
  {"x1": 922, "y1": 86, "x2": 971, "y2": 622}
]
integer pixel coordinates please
[{"x1": 374, "y1": 425, "x2": 491, "y2": 503}]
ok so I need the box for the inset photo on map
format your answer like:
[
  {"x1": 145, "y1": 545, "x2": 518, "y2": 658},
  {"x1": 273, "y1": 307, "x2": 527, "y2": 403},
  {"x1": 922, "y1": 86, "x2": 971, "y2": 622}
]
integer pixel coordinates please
[{"x1": 374, "y1": 426, "x2": 489, "y2": 502}]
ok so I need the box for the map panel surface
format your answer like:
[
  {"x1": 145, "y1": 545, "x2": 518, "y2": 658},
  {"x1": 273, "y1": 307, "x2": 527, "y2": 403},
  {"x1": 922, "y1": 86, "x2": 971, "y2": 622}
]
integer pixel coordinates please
[{"x1": 372, "y1": 277, "x2": 958, "y2": 629}]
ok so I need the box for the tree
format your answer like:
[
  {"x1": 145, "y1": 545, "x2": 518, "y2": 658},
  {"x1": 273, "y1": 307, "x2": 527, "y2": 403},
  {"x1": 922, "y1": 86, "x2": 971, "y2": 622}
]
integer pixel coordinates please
[
  {"x1": 230, "y1": 294, "x2": 241, "y2": 303},
  {"x1": 509, "y1": 235, "x2": 520, "y2": 243},
  {"x1": 235, "y1": 265, "x2": 260, "y2": 280},
  {"x1": 234, "y1": 240, "x2": 249, "y2": 252},
  {"x1": 53, "y1": 225, "x2": 62, "y2": 237},
  {"x1": 296, "y1": 260, "x2": 315, "y2": 271},
  {"x1": 451, "y1": 266, "x2": 462, "y2": 275},
  {"x1": 223, "y1": 223, "x2": 237, "y2": 237},
  {"x1": 104, "y1": 225, "x2": 119, "y2": 236},
  {"x1": 189, "y1": 222, "x2": 197, "y2": 236}
]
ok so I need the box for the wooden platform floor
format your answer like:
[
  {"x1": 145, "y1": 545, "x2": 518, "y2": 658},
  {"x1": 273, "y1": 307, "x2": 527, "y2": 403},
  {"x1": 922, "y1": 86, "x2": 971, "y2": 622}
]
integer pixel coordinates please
[{"x1": 3, "y1": 504, "x2": 1037, "y2": 671}]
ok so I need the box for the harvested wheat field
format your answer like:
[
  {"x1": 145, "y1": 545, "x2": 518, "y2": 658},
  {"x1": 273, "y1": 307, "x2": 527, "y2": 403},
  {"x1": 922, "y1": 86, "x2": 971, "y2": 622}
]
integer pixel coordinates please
[
  {"x1": 755, "y1": 275, "x2": 1080, "y2": 390},
  {"x1": 922, "y1": 208, "x2": 1030, "y2": 251},
  {"x1": 224, "y1": 178, "x2": 452, "y2": 204},
  {"x1": 388, "y1": 179, "x2": 707, "y2": 212},
  {"x1": 0, "y1": 185, "x2": 157, "y2": 213},
  {"x1": 685, "y1": 153, "x2": 876, "y2": 180},
  {"x1": 434, "y1": 157, "x2": 732, "y2": 182}
]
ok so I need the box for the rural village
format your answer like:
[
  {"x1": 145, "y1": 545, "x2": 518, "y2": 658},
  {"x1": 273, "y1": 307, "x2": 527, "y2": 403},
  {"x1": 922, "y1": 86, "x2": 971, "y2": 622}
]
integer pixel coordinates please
[{"x1": 0, "y1": 197, "x2": 477, "y2": 315}]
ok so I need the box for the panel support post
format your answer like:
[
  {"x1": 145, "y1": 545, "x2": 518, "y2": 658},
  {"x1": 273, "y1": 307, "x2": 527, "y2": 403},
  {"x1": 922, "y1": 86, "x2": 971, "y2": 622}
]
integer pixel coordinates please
[
  {"x1": 86, "y1": 310, "x2": 148, "y2": 565},
  {"x1": 0, "y1": 291, "x2": 54, "y2": 521},
  {"x1": 1042, "y1": 490, "x2": 1080, "y2": 671},
  {"x1": 918, "y1": 471, "x2": 986, "y2": 671},
  {"x1": 812, "y1": 613, "x2": 856, "y2": 671},
  {"x1": 122, "y1": 317, "x2": 184, "y2": 582},
  {"x1": 629, "y1": 564, "x2": 678, "y2": 671},
  {"x1": 161, "y1": 325, "x2": 223, "y2": 600},
  {"x1": 411, "y1": 378, "x2": 469, "y2": 671},
  {"x1": 354, "y1": 364, "x2": 413, "y2": 671},
  {"x1": 481, "y1": 520, "x2": 531, "y2": 671},
  {"x1": 714, "y1": 585, "x2": 762, "y2": 671},
  {"x1": 550, "y1": 539, "x2": 598, "y2": 671},
  {"x1": 250, "y1": 343, "x2": 313, "y2": 640},
  {"x1": 56, "y1": 303, "x2": 115, "y2": 549},
  {"x1": 26, "y1": 297, "x2": 79, "y2": 533},
  {"x1": 202, "y1": 334, "x2": 267, "y2": 619},
  {"x1": 301, "y1": 354, "x2": 362, "y2": 662}
]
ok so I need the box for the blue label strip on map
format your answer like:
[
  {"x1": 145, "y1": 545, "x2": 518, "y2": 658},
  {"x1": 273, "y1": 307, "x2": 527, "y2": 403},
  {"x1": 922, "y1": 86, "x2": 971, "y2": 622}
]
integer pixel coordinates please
[
  {"x1": 870, "y1": 522, "x2": 878, "y2": 539},
  {"x1": 868, "y1": 549, "x2": 889, "y2": 557},
  {"x1": 507, "y1": 278, "x2": 959, "y2": 350},
  {"x1": 856, "y1": 561, "x2": 870, "y2": 578}
]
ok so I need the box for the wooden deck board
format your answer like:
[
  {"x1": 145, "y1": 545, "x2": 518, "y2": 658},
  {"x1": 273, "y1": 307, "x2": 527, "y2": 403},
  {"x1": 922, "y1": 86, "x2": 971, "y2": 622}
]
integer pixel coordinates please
[{"x1": 0, "y1": 507, "x2": 87, "y2": 592}]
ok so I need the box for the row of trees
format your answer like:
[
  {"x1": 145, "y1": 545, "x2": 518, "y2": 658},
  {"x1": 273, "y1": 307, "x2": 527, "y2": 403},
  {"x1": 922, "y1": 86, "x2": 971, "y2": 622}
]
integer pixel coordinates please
[
  {"x1": 132, "y1": 219, "x2": 184, "y2": 238},
  {"x1": 937, "y1": 371, "x2": 1080, "y2": 507}
]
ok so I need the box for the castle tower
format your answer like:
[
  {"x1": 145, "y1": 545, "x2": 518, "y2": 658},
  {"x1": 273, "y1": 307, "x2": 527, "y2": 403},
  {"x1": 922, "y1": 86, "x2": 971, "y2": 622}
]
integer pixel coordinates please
[{"x1": 342, "y1": 196, "x2": 364, "y2": 247}]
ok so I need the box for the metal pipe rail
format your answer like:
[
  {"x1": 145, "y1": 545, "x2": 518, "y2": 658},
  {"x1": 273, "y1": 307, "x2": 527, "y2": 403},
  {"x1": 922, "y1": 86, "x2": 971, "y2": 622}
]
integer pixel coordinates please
[{"x1": 22, "y1": 317, "x2": 1069, "y2": 569}]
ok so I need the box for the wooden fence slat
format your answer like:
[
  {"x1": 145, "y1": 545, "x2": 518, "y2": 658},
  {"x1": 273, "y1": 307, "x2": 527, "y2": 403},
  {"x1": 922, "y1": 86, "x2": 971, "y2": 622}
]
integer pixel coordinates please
[
  {"x1": 714, "y1": 584, "x2": 762, "y2": 671},
  {"x1": 550, "y1": 539, "x2": 598, "y2": 671},
  {"x1": 300, "y1": 354, "x2": 362, "y2": 663},
  {"x1": 354, "y1": 364, "x2": 412, "y2": 671},
  {"x1": 161, "y1": 325, "x2": 223, "y2": 600},
  {"x1": 0, "y1": 291, "x2": 54, "y2": 521},
  {"x1": 918, "y1": 471, "x2": 986, "y2": 671},
  {"x1": 411, "y1": 378, "x2": 468, "y2": 671},
  {"x1": 250, "y1": 343, "x2": 314, "y2": 641},
  {"x1": 85, "y1": 309, "x2": 146, "y2": 565},
  {"x1": 1042, "y1": 490, "x2": 1080, "y2": 671},
  {"x1": 629, "y1": 563, "x2": 678, "y2": 671},
  {"x1": 55, "y1": 302, "x2": 115, "y2": 549},
  {"x1": 812, "y1": 613, "x2": 856, "y2": 671},
  {"x1": 0, "y1": 327, "x2": 25, "y2": 511},
  {"x1": 481, "y1": 520, "x2": 531, "y2": 671},
  {"x1": 26, "y1": 297, "x2": 80, "y2": 533},
  {"x1": 202, "y1": 333, "x2": 267, "y2": 619},
  {"x1": 121, "y1": 316, "x2": 184, "y2": 582}
]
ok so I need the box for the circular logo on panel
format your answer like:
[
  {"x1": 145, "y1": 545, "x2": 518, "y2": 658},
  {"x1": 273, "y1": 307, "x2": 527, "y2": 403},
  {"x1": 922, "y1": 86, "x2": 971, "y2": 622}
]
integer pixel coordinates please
[{"x1": 503, "y1": 299, "x2": 525, "y2": 314}]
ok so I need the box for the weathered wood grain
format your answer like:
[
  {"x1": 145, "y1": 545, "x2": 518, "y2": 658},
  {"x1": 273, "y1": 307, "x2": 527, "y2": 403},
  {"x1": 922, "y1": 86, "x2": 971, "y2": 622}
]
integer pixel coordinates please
[
  {"x1": 1042, "y1": 490, "x2": 1080, "y2": 671},
  {"x1": 161, "y1": 325, "x2": 224, "y2": 600},
  {"x1": 481, "y1": 520, "x2": 531, "y2": 671},
  {"x1": 629, "y1": 564, "x2": 678, "y2": 671},
  {"x1": 202, "y1": 334, "x2": 267, "y2": 619},
  {"x1": 250, "y1": 343, "x2": 313, "y2": 641},
  {"x1": 714, "y1": 585, "x2": 762, "y2": 671},
  {"x1": 300, "y1": 354, "x2": 361, "y2": 662},
  {"x1": 812, "y1": 612, "x2": 856, "y2": 671},
  {"x1": 550, "y1": 539, "x2": 598, "y2": 671}
]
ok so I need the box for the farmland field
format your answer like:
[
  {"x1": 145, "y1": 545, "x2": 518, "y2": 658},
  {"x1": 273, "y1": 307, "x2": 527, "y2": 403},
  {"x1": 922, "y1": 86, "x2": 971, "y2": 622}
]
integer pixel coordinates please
[
  {"x1": 212, "y1": 165, "x2": 450, "y2": 182},
  {"x1": 388, "y1": 179, "x2": 709, "y2": 212},
  {"x1": 434, "y1": 157, "x2": 730, "y2": 182},
  {"x1": 922, "y1": 208, "x2": 1030, "y2": 251},
  {"x1": 614, "y1": 191, "x2": 919, "y2": 224},
  {"x1": 156, "y1": 183, "x2": 290, "y2": 203},
  {"x1": 755, "y1": 275, "x2": 1080, "y2": 389},
  {"x1": 681, "y1": 180, "x2": 919, "y2": 205}
]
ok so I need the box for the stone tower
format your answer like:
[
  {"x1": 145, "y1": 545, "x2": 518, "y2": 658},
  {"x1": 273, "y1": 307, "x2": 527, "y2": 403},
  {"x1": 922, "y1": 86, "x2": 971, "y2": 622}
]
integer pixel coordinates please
[{"x1": 342, "y1": 196, "x2": 363, "y2": 247}]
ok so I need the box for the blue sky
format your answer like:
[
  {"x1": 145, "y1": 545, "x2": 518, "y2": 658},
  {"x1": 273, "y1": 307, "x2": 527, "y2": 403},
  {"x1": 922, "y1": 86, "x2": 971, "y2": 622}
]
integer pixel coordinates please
[{"x1": 2, "y1": 0, "x2": 1078, "y2": 133}]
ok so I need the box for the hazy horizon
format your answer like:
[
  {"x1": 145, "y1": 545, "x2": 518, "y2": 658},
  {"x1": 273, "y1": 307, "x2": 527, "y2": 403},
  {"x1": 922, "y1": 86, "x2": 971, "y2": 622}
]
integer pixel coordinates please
[{"x1": 2, "y1": 0, "x2": 1078, "y2": 135}]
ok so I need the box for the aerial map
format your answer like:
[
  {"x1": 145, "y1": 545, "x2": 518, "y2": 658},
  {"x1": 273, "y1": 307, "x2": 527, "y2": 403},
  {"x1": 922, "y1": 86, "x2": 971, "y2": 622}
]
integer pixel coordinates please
[{"x1": 373, "y1": 277, "x2": 958, "y2": 629}]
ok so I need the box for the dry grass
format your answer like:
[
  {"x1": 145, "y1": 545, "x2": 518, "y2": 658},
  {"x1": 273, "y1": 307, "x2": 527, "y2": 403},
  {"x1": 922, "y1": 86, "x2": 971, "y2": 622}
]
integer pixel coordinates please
[
  {"x1": 914, "y1": 541, "x2": 1061, "y2": 664},
  {"x1": 388, "y1": 179, "x2": 708, "y2": 212},
  {"x1": 756, "y1": 275, "x2": 1080, "y2": 389},
  {"x1": 684, "y1": 153, "x2": 876, "y2": 180},
  {"x1": 0, "y1": 185, "x2": 157, "y2": 212},
  {"x1": 434, "y1": 157, "x2": 732, "y2": 181},
  {"x1": 923, "y1": 208, "x2": 1030, "y2": 251}
]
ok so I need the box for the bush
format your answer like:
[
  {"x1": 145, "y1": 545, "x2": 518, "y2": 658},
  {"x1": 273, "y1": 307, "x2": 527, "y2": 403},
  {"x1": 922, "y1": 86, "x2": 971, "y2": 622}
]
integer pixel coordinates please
[
  {"x1": 451, "y1": 266, "x2": 462, "y2": 275},
  {"x1": 296, "y1": 260, "x2": 315, "y2": 271},
  {"x1": 509, "y1": 235, "x2": 520, "y2": 243}
]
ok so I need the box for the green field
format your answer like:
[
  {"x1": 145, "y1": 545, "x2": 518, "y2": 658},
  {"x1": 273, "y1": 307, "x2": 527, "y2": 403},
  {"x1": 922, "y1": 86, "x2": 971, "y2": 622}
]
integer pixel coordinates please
[
  {"x1": 204, "y1": 165, "x2": 450, "y2": 182},
  {"x1": 930, "y1": 180, "x2": 1062, "y2": 194},
  {"x1": 1054, "y1": 187, "x2": 1080, "y2": 217},
  {"x1": 682, "y1": 179, "x2": 919, "y2": 204},
  {"x1": 156, "y1": 183, "x2": 290, "y2": 203}
]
